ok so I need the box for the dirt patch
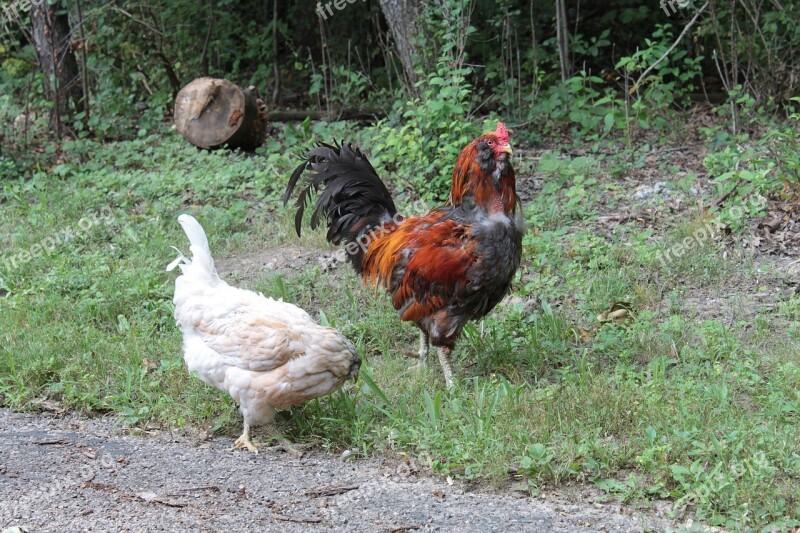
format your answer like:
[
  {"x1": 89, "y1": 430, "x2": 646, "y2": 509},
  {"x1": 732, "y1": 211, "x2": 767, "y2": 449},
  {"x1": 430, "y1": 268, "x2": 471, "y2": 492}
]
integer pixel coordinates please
[
  {"x1": 215, "y1": 244, "x2": 349, "y2": 286},
  {"x1": 674, "y1": 256, "x2": 799, "y2": 324},
  {"x1": 0, "y1": 410, "x2": 684, "y2": 532}
]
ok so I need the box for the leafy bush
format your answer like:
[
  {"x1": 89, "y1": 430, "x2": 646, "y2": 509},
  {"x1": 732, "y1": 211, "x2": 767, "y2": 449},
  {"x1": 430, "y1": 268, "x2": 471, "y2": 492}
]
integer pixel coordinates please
[
  {"x1": 764, "y1": 98, "x2": 800, "y2": 193},
  {"x1": 531, "y1": 70, "x2": 625, "y2": 141},
  {"x1": 615, "y1": 24, "x2": 703, "y2": 112},
  {"x1": 370, "y1": 59, "x2": 478, "y2": 200},
  {"x1": 309, "y1": 65, "x2": 371, "y2": 111},
  {"x1": 527, "y1": 23, "x2": 703, "y2": 142},
  {"x1": 704, "y1": 99, "x2": 800, "y2": 220}
]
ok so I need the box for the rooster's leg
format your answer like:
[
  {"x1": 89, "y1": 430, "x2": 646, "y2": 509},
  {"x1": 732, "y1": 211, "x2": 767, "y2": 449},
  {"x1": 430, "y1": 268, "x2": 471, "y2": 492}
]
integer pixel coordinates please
[
  {"x1": 436, "y1": 347, "x2": 455, "y2": 389},
  {"x1": 232, "y1": 421, "x2": 259, "y2": 454},
  {"x1": 418, "y1": 330, "x2": 429, "y2": 364}
]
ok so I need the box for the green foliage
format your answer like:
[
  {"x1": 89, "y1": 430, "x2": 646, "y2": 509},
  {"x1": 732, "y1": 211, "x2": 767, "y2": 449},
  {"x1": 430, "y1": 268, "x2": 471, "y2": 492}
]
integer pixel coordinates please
[
  {"x1": 702, "y1": 103, "x2": 800, "y2": 225},
  {"x1": 531, "y1": 71, "x2": 624, "y2": 140},
  {"x1": 527, "y1": 23, "x2": 704, "y2": 142},
  {"x1": 764, "y1": 97, "x2": 800, "y2": 191},
  {"x1": 703, "y1": 143, "x2": 773, "y2": 224},
  {"x1": 3, "y1": 0, "x2": 799, "y2": 172},
  {"x1": 363, "y1": 0, "x2": 486, "y2": 199},
  {"x1": 309, "y1": 65, "x2": 371, "y2": 110},
  {"x1": 616, "y1": 24, "x2": 703, "y2": 111},
  {"x1": 371, "y1": 60, "x2": 478, "y2": 200}
]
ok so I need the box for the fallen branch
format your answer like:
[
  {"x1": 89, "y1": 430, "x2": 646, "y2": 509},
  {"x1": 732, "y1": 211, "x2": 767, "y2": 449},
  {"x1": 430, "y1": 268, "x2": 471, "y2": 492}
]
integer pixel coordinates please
[
  {"x1": 597, "y1": 213, "x2": 655, "y2": 224},
  {"x1": 303, "y1": 484, "x2": 359, "y2": 498},
  {"x1": 136, "y1": 491, "x2": 188, "y2": 508},
  {"x1": 267, "y1": 109, "x2": 384, "y2": 122},
  {"x1": 33, "y1": 439, "x2": 68, "y2": 445},
  {"x1": 168, "y1": 485, "x2": 221, "y2": 494},
  {"x1": 271, "y1": 513, "x2": 323, "y2": 524}
]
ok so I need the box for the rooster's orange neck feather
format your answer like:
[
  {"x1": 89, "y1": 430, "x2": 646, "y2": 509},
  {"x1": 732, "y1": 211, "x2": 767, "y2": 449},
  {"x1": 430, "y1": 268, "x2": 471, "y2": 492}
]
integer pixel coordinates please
[{"x1": 448, "y1": 144, "x2": 517, "y2": 215}]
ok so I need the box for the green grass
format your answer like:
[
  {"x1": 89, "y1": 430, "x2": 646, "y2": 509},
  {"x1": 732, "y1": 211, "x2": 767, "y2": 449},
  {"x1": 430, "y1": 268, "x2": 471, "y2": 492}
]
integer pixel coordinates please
[{"x1": 0, "y1": 127, "x2": 798, "y2": 531}]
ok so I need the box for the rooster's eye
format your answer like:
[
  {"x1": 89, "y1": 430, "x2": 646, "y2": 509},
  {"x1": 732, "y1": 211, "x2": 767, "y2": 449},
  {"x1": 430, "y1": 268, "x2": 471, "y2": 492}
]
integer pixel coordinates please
[{"x1": 486, "y1": 140, "x2": 494, "y2": 146}]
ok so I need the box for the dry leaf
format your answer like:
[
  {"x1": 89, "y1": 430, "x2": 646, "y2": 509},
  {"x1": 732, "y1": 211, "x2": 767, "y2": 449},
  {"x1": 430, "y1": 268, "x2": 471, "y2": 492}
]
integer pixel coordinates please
[{"x1": 597, "y1": 302, "x2": 635, "y2": 324}]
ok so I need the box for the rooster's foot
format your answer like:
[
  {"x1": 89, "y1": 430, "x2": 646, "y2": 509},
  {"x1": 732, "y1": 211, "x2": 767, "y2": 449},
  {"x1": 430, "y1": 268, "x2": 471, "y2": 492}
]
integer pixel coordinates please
[{"x1": 404, "y1": 349, "x2": 421, "y2": 360}]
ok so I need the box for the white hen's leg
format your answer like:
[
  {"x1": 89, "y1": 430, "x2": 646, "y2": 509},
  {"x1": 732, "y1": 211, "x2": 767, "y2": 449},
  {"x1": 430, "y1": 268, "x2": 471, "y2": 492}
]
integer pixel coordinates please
[
  {"x1": 437, "y1": 347, "x2": 455, "y2": 389},
  {"x1": 232, "y1": 421, "x2": 258, "y2": 454}
]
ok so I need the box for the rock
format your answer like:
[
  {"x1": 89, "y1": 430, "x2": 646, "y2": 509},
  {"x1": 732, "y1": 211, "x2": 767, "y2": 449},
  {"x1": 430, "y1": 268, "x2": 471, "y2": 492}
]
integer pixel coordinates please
[{"x1": 634, "y1": 181, "x2": 668, "y2": 200}]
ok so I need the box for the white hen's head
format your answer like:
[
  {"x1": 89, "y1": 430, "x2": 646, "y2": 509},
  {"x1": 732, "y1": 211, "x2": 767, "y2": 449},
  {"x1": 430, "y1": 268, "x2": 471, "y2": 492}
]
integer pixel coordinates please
[{"x1": 347, "y1": 348, "x2": 361, "y2": 382}]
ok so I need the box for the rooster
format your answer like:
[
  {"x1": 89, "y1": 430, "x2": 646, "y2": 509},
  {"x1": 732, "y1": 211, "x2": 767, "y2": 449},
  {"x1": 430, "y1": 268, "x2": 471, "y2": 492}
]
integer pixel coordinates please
[
  {"x1": 284, "y1": 123, "x2": 522, "y2": 387},
  {"x1": 167, "y1": 214, "x2": 360, "y2": 453}
]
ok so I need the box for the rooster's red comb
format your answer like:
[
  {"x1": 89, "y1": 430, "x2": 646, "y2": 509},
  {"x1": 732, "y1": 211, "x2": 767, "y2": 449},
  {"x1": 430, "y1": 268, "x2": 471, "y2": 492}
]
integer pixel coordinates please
[{"x1": 495, "y1": 122, "x2": 509, "y2": 144}]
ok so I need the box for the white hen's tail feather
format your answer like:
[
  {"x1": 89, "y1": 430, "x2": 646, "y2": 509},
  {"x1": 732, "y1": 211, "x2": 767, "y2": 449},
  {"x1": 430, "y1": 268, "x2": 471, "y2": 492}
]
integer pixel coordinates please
[{"x1": 166, "y1": 214, "x2": 220, "y2": 284}]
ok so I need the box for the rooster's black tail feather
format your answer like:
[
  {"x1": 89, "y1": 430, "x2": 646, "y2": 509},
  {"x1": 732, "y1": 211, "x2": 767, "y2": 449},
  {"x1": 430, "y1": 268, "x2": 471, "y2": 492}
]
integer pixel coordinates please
[{"x1": 283, "y1": 142, "x2": 398, "y2": 271}]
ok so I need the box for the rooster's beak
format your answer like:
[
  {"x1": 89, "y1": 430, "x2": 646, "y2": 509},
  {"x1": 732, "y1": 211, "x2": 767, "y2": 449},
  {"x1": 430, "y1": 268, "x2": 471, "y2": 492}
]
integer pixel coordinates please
[{"x1": 501, "y1": 144, "x2": 513, "y2": 156}]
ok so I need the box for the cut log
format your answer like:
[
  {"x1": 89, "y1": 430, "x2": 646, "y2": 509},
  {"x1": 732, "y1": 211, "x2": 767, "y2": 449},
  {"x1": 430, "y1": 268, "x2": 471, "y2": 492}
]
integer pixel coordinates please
[
  {"x1": 228, "y1": 85, "x2": 269, "y2": 150},
  {"x1": 174, "y1": 77, "x2": 268, "y2": 150}
]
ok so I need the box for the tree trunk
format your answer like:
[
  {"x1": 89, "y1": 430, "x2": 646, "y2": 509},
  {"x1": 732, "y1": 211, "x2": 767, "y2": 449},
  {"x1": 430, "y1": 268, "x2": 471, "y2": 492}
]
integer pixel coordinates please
[
  {"x1": 31, "y1": 0, "x2": 83, "y2": 136},
  {"x1": 271, "y1": 0, "x2": 281, "y2": 107},
  {"x1": 377, "y1": 0, "x2": 426, "y2": 92},
  {"x1": 199, "y1": 0, "x2": 213, "y2": 77},
  {"x1": 555, "y1": 0, "x2": 570, "y2": 83},
  {"x1": 74, "y1": 0, "x2": 90, "y2": 118}
]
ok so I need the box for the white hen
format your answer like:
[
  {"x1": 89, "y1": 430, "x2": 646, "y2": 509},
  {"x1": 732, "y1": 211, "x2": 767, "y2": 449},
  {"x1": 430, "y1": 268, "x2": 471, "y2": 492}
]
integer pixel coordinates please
[{"x1": 168, "y1": 214, "x2": 360, "y2": 453}]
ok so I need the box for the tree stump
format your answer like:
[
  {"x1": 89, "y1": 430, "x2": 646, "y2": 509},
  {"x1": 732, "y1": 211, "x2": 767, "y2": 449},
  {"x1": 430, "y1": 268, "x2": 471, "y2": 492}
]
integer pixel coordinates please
[{"x1": 174, "y1": 77, "x2": 268, "y2": 150}]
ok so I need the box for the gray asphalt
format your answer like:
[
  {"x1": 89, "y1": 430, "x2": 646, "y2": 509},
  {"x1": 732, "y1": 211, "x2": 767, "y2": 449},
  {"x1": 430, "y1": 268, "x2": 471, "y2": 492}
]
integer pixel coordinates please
[{"x1": 0, "y1": 410, "x2": 676, "y2": 532}]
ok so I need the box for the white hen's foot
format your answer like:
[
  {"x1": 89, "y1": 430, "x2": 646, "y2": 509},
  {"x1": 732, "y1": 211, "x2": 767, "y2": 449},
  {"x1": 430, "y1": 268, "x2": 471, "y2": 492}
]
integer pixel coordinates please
[
  {"x1": 437, "y1": 346, "x2": 455, "y2": 389},
  {"x1": 232, "y1": 422, "x2": 258, "y2": 453},
  {"x1": 233, "y1": 435, "x2": 258, "y2": 453}
]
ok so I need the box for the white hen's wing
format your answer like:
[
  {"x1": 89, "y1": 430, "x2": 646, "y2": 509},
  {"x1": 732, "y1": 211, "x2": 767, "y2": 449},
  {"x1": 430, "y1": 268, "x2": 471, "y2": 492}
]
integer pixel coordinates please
[
  {"x1": 178, "y1": 283, "x2": 358, "y2": 412},
  {"x1": 180, "y1": 284, "x2": 316, "y2": 372}
]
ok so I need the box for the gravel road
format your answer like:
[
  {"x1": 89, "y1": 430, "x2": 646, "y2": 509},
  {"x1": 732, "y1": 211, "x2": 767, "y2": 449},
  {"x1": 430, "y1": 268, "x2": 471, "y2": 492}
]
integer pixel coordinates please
[{"x1": 0, "y1": 410, "x2": 678, "y2": 532}]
